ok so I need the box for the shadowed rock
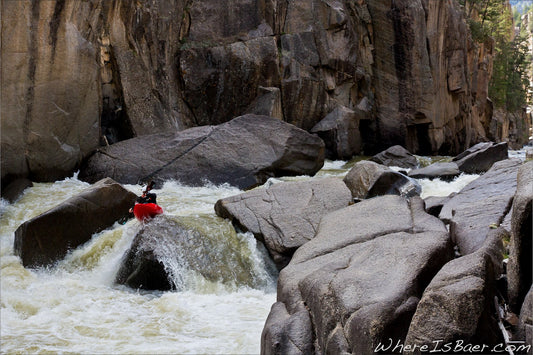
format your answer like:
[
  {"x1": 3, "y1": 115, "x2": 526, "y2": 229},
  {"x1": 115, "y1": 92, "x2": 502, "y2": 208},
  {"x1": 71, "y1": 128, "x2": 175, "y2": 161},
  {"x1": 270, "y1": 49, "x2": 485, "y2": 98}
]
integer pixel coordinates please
[
  {"x1": 404, "y1": 228, "x2": 506, "y2": 353},
  {"x1": 452, "y1": 142, "x2": 508, "y2": 174},
  {"x1": 261, "y1": 195, "x2": 453, "y2": 354},
  {"x1": 311, "y1": 106, "x2": 363, "y2": 160},
  {"x1": 343, "y1": 160, "x2": 421, "y2": 200},
  {"x1": 508, "y1": 161, "x2": 533, "y2": 313},
  {"x1": 1, "y1": 178, "x2": 33, "y2": 203},
  {"x1": 14, "y1": 178, "x2": 137, "y2": 268},
  {"x1": 517, "y1": 286, "x2": 533, "y2": 352},
  {"x1": 424, "y1": 194, "x2": 456, "y2": 217},
  {"x1": 80, "y1": 115, "x2": 325, "y2": 189},
  {"x1": 369, "y1": 145, "x2": 418, "y2": 169},
  {"x1": 215, "y1": 177, "x2": 352, "y2": 270}
]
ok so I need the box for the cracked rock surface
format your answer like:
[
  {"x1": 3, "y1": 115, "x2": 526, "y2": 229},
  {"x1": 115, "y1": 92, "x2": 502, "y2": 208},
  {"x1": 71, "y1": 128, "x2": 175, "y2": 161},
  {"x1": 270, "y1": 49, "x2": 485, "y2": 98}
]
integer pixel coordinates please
[
  {"x1": 439, "y1": 159, "x2": 521, "y2": 256},
  {"x1": 79, "y1": 114, "x2": 325, "y2": 189},
  {"x1": 261, "y1": 195, "x2": 453, "y2": 354},
  {"x1": 215, "y1": 177, "x2": 352, "y2": 270}
]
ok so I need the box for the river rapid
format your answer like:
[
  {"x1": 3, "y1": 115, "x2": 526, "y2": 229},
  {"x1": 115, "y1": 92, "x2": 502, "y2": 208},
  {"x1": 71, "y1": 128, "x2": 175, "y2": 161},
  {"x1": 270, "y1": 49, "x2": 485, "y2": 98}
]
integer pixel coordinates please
[{"x1": 0, "y1": 157, "x2": 488, "y2": 354}]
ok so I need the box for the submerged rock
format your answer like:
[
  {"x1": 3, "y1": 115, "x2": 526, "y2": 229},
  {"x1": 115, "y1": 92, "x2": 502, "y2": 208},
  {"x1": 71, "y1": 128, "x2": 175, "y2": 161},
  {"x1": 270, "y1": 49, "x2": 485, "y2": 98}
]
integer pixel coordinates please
[
  {"x1": 343, "y1": 160, "x2": 421, "y2": 200},
  {"x1": 261, "y1": 195, "x2": 452, "y2": 354},
  {"x1": 452, "y1": 142, "x2": 508, "y2": 174},
  {"x1": 14, "y1": 178, "x2": 136, "y2": 268},
  {"x1": 369, "y1": 145, "x2": 418, "y2": 169},
  {"x1": 440, "y1": 159, "x2": 521, "y2": 255},
  {"x1": 215, "y1": 177, "x2": 352, "y2": 270},
  {"x1": 80, "y1": 114, "x2": 325, "y2": 189},
  {"x1": 508, "y1": 161, "x2": 533, "y2": 313},
  {"x1": 408, "y1": 162, "x2": 460, "y2": 181},
  {"x1": 115, "y1": 215, "x2": 268, "y2": 291},
  {"x1": 405, "y1": 228, "x2": 506, "y2": 351}
]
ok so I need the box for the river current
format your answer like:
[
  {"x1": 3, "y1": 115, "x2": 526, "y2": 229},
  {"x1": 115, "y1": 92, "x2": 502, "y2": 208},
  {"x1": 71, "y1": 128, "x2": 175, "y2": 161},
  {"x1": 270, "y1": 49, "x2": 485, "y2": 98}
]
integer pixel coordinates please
[{"x1": 0, "y1": 155, "x2": 501, "y2": 354}]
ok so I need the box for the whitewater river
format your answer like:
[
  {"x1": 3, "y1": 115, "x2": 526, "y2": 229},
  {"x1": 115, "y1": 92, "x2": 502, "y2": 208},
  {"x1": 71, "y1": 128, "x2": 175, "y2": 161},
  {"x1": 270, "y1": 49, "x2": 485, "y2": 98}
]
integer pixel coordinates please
[{"x1": 0, "y1": 156, "x2": 494, "y2": 354}]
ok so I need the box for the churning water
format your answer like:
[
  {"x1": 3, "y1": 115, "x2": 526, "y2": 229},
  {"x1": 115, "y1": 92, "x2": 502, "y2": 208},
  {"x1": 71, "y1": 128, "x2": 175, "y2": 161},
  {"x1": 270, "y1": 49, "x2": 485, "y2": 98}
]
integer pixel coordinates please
[{"x1": 0, "y1": 158, "x2": 483, "y2": 354}]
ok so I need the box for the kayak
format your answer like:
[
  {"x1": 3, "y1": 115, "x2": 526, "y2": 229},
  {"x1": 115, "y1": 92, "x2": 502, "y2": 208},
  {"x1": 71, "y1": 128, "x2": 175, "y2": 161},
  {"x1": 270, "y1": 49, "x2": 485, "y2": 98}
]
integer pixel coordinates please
[{"x1": 133, "y1": 203, "x2": 163, "y2": 221}]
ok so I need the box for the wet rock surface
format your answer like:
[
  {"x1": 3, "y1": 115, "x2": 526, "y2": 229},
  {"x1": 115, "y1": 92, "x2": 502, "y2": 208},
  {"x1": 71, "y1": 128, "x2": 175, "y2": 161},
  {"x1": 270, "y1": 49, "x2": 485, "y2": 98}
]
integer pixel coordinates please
[
  {"x1": 14, "y1": 178, "x2": 136, "y2": 268},
  {"x1": 115, "y1": 215, "x2": 266, "y2": 291},
  {"x1": 343, "y1": 160, "x2": 421, "y2": 200},
  {"x1": 408, "y1": 162, "x2": 460, "y2": 181}
]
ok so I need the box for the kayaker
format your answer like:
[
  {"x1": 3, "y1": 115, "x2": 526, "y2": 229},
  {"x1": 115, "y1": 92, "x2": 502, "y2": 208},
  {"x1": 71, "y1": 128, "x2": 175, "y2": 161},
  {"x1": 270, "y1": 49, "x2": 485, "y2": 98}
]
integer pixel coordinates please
[{"x1": 129, "y1": 181, "x2": 157, "y2": 214}]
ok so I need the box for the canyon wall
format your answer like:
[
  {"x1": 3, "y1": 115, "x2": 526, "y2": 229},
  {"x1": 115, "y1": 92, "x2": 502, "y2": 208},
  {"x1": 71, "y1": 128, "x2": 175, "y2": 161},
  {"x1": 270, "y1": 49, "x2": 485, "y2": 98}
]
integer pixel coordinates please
[{"x1": 1, "y1": 0, "x2": 520, "y2": 185}]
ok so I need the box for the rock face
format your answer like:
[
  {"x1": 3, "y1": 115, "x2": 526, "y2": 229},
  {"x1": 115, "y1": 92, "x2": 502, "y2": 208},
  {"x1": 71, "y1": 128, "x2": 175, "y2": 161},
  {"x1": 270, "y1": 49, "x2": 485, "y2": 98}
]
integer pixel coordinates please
[
  {"x1": 369, "y1": 145, "x2": 418, "y2": 169},
  {"x1": 452, "y1": 142, "x2": 508, "y2": 174},
  {"x1": 261, "y1": 195, "x2": 453, "y2": 354},
  {"x1": 405, "y1": 228, "x2": 505, "y2": 351},
  {"x1": 343, "y1": 160, "x2": 421, "y2": 200},
  {"x1": 79, "y1": 115, "x2": 325, "y2": 189},
  {"x1": 4, "y1": 0, "x2": 525, "y2": 186},
  {"x1": 490, "y1": 108, "x2": 532, "y2": 150},
  {"x1": 2, "y1": 1, "x2": 101, "y2": 183},
  {"x1": 310, "y1": 106, "x2": 364, "y2": 160},
  {"x1": 14, "y1": 178, "x2": 136, "y2": 268},
  {"x1": 508, "y1": 161, "x2": 533, "y2": 313},
  {"x1": 214, "y1": 177, "x2": 352, "y2": 269},
  {"x1": 439, "y1": 159, "x2": 521, "y2": 255}
]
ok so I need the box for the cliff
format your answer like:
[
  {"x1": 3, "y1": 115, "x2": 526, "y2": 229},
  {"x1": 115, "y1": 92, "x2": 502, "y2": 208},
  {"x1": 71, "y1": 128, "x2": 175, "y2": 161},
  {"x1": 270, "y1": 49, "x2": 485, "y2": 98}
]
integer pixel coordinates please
[{"x1": 0, "y1": 0, "x2": 507, "y2": 184}]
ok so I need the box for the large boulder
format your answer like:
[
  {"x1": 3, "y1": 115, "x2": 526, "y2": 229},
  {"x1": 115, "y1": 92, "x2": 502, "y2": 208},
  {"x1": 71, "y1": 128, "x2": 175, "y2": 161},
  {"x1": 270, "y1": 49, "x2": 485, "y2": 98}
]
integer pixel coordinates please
[
  {"x1": 214, "y1": 177, "x2": 352, "y2": 270},
  {"x1": 452, "y1": 142, "x2": 508, "y2": 174},
  {"x1": 310, "y1": 106, "x2": 363, "y2": 160},
  {"x1": 405, "y1": 228, "x2": 506, "y2": 351},
  {"x1": 14, "y1": 178, "x2": 137, "y2": 268},
  {"x1": 261, "y1": 195, "x2": 453, "y2": 354},
  {"x1": 115, "y1": 215, "x2": 265, "y2": 291},
  {"x1": 508, "y1": 161, "x2": 533, "y2": 313},
  {"x1": 343, "y1": 160, "x2": 421, "y2": 200},
  {"x1": 408, "y1": 162, "x2": 460, "y2": 181},
  {"x1": 80, "y1": 115, "x2": 325, "y2": 189},
  {"x1": 369, "y1": 145, "x2": 418, "y2": 169},
  {"x1": 440, "y1": 159, "x2": 521, "y2": 255}
]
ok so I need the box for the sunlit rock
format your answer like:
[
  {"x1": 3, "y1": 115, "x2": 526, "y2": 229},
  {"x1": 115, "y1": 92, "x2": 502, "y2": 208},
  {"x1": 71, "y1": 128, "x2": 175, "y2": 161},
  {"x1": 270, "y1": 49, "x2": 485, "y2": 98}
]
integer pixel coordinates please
[
  {"x1": 262, "y1": 196, "x2": 452, "y2": 354},
  {"x1": 215, "y1": 177, "x2": 352, "y2": 270}
]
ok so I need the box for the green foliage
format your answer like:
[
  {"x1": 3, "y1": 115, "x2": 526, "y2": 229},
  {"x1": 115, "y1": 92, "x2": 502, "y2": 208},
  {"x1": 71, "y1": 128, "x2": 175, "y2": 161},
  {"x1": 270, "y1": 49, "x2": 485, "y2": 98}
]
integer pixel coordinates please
[{"x1": 462, "y1": 0, "x2": 532, "y2": 111}]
